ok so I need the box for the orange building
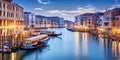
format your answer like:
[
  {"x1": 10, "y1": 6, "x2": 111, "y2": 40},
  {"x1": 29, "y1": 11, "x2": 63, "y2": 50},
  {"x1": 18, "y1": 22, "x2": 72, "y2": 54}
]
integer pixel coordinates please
[
  {"x1": 83, "y1": 13, "x2": 103, "y2": 29},
  {"x1": 0, "y1": 0, "x2": 25, "y2": 35}
]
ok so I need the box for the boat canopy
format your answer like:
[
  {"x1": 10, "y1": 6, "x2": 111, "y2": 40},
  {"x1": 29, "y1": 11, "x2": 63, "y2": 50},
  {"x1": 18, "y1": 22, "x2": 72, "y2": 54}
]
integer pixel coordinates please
[{"x1": 24, "y1": 35, "x2": 48, "y2": 41}]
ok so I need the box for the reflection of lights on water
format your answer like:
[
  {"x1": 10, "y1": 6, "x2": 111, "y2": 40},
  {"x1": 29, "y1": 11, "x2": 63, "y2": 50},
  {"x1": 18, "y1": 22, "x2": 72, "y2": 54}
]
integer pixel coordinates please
[
  {"x1": 74, "y1": 32, "x2": 80, "y2": 60},
  {"x1": 112, "y1": 41, "x2": 117, "y2": 59},
  {"x1": 10, "y1": 53, "x2": 17, "y2": 60},
  {"x1": 98, "y1": 36, "x2": 105, "y2": 57},
  {"x1": 112, "y1": 41, "x2": 120, "y2": 60},
  {"x1": 0, "y1": 53, "x2": 2, "y2": 60},
  {"x1": 82, "y1": 33, "x2": 88, "y2": 56},
  {"x1": 98, "y1": 36, "x2": 104, "y2": 50}
]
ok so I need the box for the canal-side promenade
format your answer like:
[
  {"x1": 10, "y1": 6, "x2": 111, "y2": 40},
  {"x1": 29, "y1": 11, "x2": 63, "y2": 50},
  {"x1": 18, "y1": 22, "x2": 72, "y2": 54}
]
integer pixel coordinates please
[{"x1": 0, "y1": 30, "x2": 30, "y2": 52}]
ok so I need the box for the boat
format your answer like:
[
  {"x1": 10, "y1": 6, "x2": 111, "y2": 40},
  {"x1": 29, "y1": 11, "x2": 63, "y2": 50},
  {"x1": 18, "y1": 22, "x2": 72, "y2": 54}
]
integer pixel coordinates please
[
  {"x1": 20, "y1": 34, "x2": 50, "y2": 50},
  {"x1": 40, "y1": 29, "x2": 62, "y2": 36},
  {"x1": 0, "y1": 45, "x2": 11, "y2": 53},
  {"x1": 48, "y1": 31, "x2": 62, "y2": 36},
  {"x1": 30, "y1": 29, "x2": 41, "y2": 36},
  {"x1": 31, "y1": 31, "x2": 40, "y2": 36}
]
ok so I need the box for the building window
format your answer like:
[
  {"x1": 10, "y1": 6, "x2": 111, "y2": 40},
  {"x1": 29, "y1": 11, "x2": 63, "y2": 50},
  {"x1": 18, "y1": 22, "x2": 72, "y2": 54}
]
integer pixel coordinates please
[
  {"x1": 13, "y1": 6, "x2": 14, "y2": 10},
  {"x1": 3, "y1": 4, "x2": 5, "y2": 9},
  {"x1": 0, "y1": 2, "x2": 1, "y2": 8},
  {"x1": 0, "y1": 20, "x2": 1, "y2": 26},
  {"x1": 7, "y1": 4, "x2": 9, "y2": 10},
  {"x1": 0, "y1": 10, "x2": 1, "y2": 17},
  {"x1": 3, "y1": 11, "x2": 5, "y2": 17},
  {"x1": 104, "y1": 22, "x2": 109, "y2": 26},
  {"x1": 31, "y1": 21, "x2": 34, "y2": 23},
  {"x1": 116, "y1": 17, "x2": 119, "y2": 21},
  {"x1": 16, "y1": 7, "x2": 19, "y2": 12},
  {"x1": 89, "y1": 22, "x2": 90, "y2": 24},
  {"x1": 7, "y1": 12, "x2": 9, "y2": 17}
]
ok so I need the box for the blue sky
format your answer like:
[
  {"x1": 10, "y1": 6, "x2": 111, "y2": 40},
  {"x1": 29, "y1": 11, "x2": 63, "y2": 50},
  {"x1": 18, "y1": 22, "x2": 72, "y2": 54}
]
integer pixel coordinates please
[{"x1": 13, "y1": 0, "x2": 120, "y2": 21}]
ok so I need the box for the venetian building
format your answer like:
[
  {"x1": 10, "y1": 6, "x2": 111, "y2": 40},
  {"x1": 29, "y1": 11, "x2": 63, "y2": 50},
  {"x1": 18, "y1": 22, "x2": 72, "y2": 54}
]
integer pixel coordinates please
[{"x1": 0, "y1": 0, "x2": 25, "y2": 35}]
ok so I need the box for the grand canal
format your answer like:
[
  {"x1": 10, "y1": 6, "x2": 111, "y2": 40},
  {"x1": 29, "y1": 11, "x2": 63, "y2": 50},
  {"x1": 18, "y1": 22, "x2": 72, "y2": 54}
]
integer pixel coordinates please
[{"x1": 0, "y1": 28, "x2": 120, "y2": 60}]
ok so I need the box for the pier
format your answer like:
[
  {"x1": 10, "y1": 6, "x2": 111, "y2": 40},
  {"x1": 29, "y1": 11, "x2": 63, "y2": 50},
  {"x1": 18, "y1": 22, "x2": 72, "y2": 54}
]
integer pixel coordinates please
[{"x1": 0, "y1": 30, "x2": 31, "y2": 52}]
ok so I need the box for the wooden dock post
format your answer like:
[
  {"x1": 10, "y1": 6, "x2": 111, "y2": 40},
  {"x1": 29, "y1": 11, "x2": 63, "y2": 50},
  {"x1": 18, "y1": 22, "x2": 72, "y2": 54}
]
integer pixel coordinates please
[
  {"x1": 8, "y1": 35, "x2": 10, "y2": 52},
  {"x1": 2, "y1": 35, "x2": 4, "y2": 53}
]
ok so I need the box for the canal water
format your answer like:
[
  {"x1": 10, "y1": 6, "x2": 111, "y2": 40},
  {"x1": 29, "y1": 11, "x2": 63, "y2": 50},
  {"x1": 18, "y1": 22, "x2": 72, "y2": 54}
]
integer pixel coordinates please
[{"x1": 0, "y1": 28, "x2": 120, "y2": 60}]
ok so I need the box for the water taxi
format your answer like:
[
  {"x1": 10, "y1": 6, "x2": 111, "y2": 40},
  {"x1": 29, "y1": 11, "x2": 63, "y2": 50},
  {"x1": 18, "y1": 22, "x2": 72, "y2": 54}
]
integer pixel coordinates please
[{"x1": 20, "y1": 34, "x2": 49, "y2": 50}]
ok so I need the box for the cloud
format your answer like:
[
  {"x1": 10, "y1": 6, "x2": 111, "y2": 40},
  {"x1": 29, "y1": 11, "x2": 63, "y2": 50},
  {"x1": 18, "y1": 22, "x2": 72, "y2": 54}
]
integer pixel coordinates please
[
  {"x1": 38, "y1": 0, "x2": 50, "y2": 5},
  {"x1": 34, "y1": 7, "x2": 44, "y2": 11},
  {"x1": 46, "y1": 5, "x2": 102, "y2": 16},
  {"x1": 45, "y1": 5, "x2": 106, "y2": 20},
  {"x1": 109, "y1": 4, "x2": 120, "y2": 10},
  {"x1": 113, "y1": 0, "x2": 119, "y2": 4},
  {"x1": 108, "y1": 0, "x2": 120, "y2": 10},
  {"x1": 33, "y1": 4, "x2": 105, "y2": 21},
  {"x1": 46, "y1": 10, "x2": 68, "y2": 16}
]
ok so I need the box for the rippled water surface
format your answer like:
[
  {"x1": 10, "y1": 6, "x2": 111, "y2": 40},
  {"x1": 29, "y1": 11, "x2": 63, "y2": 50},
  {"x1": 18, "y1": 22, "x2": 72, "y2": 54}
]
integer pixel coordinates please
[{"x1": 0, "y1": 28, "x2": 120, "y2": 60}]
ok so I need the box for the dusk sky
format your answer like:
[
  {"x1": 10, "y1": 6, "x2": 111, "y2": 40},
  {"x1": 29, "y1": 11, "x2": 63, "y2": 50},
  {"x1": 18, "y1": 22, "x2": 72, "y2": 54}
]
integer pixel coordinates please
[{"x1": 13, "y1": 0, "x2": 120, "y2": 21}]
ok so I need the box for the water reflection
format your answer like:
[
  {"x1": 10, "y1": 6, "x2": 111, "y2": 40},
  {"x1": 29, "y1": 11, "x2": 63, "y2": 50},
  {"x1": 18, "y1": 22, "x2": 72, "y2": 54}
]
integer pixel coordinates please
[
  {"x1": 20, "y1": 45, "x2": 50, "y2": 60},
  {"x1": 74, "y1": 32, "x2": 80, "y2": 60},
  {"x1": 97, "y1": 36, "x2": 105, "y2": 58},
  {"x1": 112, "y1": 40, "x2": 120, "y2": 60},
  {"x1": 1, "y1": 28, "x2": 120, "y2": 60},
  {"x1": 56, "y1": 37, "x2": 62, "y2": 40},
  {"x1": 50, "y1": 36, "x2": 62, "y2": 40},
  {"x1": 0, "y1": 53, "x2": 4, "y2": 60},
  {"x1": 0, "y1": 53, "x2": 10, "y2": 60},
  {"x1": 82, "y1": 32, "x2": 88, "y2": 56},
  {"x1": 10, "y1": 53, "x2": 17, "y2": 60}
]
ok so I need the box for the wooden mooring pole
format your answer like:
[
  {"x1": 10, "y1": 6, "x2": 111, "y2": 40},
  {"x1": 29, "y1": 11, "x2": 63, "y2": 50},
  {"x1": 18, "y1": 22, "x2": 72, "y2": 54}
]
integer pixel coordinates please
[
  {"x1": 2, "y1": 35, "x2": 4, "y2": 53},
  {"x1": 8, "y1": 35, "x2": 10, "y2": 52}
]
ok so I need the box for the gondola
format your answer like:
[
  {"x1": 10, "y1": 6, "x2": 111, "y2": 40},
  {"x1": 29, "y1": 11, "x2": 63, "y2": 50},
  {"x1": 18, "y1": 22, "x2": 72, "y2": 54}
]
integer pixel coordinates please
[{"x1": 48, "y1": 32, "x2": 62, "y2": 36}]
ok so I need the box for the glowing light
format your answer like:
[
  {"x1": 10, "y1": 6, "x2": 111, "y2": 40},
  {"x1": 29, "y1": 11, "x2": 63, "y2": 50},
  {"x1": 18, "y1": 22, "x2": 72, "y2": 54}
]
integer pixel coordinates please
[
  {"x1": 99, "y1": 28, "x2": 103, "y2": 32},
  {"x1": 84, "y1": 26, "x2": 88, "y2": 29},
  {"x1": 64, "y1": 24, "x2": 68, "y2": 27},
  {"x1": 10, "y1": 53, "x2": 16, "y2": 60},
  {"x1": 74, "y1": 25, "x2": 80, "y2": 29},
  {"x1": 4, "y1": 25, "x2": 17, "y2": 29},
  {"x1": 118, "y1": 30, "x2": 120, "y2": 33}
]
